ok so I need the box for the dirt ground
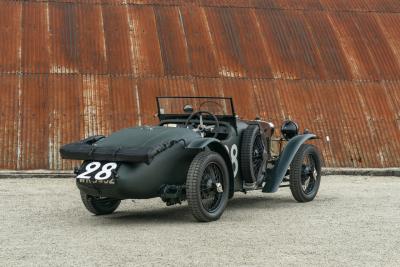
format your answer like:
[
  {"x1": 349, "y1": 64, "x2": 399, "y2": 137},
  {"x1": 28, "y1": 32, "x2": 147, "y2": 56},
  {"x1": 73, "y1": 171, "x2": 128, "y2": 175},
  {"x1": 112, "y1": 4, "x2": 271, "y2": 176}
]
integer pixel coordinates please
[{"x1": 1, "y1": 175, "x2": 399, "y2": 266}]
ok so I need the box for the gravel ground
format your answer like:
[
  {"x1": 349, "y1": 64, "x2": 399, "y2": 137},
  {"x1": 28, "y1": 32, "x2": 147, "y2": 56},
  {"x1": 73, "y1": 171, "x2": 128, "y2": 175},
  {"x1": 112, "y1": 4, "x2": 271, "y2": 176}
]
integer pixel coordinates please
[{"x1": 1, "y1": 175, "x2": 399, "y2": 267}]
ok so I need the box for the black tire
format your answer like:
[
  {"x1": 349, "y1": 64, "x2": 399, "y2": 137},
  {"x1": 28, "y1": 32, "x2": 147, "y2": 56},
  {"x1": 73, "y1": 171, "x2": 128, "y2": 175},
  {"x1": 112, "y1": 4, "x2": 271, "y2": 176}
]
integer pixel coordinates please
[
  {"x1": 289, "y1": 144, "x2": 322, "y2": 202},
  {"x1": 240, "y1": 125, "x2": 266, "y2": 183},
  {"x1": 80, "y1": 192, "x2": 121, "y2": 215},
  {"x1": 186, "y1": 151, "x2": 230, "y2": 222}
]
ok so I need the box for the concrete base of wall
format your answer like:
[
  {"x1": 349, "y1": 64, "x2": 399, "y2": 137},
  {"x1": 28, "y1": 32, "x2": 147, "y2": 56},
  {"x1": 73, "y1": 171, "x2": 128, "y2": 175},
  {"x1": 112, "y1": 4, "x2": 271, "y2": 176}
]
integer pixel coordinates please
[
  {"x1": 322, "y1": 168, "x2": 400, "y2": 177},
  {"x1": 0, "y1": 168, "x2": 399, "y2": 179},
  {"x1": 0, "y1": 170, "x2": 74, "y2": 179}
]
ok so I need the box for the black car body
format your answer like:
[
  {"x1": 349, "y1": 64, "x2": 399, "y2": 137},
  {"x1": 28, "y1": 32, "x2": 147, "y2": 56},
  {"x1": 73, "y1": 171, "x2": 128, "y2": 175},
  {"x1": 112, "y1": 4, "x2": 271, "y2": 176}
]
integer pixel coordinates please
[{"x1": 61, "y1": 96, "x2": 322, "y2": 221}]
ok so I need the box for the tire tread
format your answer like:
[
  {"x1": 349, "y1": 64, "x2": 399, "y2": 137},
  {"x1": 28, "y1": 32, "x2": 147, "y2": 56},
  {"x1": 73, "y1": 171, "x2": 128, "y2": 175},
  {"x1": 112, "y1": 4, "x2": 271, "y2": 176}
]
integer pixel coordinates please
[
  {"x1": 187, "y1": 151, "x2": 229, "y2": 222},
  {"x1": 240, "y1": 125, "x2": 260, "y2": 183},
  {"x1": 289, "y1": 144, "x2": 322, "y2": 202},
  {"x1": 80, "y1": 191, "x2": 121, "y2": 215}
]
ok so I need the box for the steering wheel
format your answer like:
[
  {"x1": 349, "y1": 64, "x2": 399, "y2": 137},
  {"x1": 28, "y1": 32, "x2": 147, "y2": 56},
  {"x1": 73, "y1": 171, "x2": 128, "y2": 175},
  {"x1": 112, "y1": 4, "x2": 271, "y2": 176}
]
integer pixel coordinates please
[
  {"x1": 184, "y1": 110, "x2": 220, "y2": 138},
  {"x1": 199, "y1": 100, "x2": 226, "y2": 115}
]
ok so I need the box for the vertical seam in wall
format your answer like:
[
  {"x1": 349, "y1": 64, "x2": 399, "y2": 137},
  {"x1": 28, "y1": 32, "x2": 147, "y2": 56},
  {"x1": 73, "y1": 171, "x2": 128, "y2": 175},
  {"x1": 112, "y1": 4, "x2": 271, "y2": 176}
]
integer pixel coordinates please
[
  {"x1": 16, "y1": 4, "x2": 23, "y2": 170},
  {"x1": 99, "y1": 6, "x2": 108, "y2": 67},
  {"x1": 134, "y1": 82, "x2": 142, "y2": 126},
  {"x1": 177, "y1": 7, "x2": 192, "y2": 77},
  {"x1": 125, "y1": 4, "x2": 139, "y2": 77}
]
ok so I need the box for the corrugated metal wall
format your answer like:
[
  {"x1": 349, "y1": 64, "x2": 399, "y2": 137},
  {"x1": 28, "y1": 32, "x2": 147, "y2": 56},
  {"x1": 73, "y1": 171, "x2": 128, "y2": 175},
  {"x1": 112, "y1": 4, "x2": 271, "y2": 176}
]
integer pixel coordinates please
[{"x1": 0, "y1": 0, "x2": 399, "y2": 169}]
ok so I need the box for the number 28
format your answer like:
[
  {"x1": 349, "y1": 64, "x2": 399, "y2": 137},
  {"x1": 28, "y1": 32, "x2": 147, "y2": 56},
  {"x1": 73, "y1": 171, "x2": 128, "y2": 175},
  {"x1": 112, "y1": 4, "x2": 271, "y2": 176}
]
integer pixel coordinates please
[{"x1": 77, "y1": 162, "x2": 117, "y2": 180}]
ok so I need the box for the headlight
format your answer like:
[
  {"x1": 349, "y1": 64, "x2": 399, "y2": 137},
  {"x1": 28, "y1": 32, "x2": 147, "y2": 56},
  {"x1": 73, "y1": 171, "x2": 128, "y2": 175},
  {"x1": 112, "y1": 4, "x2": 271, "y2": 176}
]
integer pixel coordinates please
[{"x1": 281, "y1": 120, "x2": 299, "y2": 140}]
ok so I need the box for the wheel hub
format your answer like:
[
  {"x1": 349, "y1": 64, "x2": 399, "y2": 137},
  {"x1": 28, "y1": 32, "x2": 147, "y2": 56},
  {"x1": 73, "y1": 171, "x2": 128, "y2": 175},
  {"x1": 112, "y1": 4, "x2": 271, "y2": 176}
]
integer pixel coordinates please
[
  {"x1": 215, "y1": 182, "x2": 223, "y2": 193},
  {"x1": 199, "y1": 162, "x2": 224, "y2": 212},
  {"x1": 300, "y1": 154, "x2": 318, "y2": 194}
]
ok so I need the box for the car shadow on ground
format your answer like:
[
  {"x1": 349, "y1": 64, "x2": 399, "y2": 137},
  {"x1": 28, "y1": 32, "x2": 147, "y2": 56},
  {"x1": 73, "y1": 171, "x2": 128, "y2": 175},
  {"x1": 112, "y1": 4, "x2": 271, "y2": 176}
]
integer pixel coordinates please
[{"x1": 100, "y1": 195, "x2": 301, "y2": 225}]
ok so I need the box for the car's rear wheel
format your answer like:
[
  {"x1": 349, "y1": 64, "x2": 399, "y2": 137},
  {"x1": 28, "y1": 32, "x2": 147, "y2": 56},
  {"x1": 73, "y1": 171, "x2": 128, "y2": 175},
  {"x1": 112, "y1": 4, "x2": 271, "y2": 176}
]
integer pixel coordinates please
[
  {"x1": 289, "y1": 144, "x2": 322, "y2": 202},
  {"x1": 240, "y1": 125, "x2": 266, "y2": 184},
  {"x1": 186, "y1": 151, "x2": 230, "y2": 222},
  {"x1": 80, "y1": 191, "x2": 121, "y2": 215}
]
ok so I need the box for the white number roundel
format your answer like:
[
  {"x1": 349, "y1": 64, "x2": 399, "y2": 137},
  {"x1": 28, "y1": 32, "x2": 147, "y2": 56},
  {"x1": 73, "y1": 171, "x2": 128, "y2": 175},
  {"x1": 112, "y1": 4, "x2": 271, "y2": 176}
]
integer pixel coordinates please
[
  {"x1": 225, "y1": 144, "x2": 239, "y2": 177},
  {"x1": 77, "y1": 162, "x2": 117, "y2": 180}
]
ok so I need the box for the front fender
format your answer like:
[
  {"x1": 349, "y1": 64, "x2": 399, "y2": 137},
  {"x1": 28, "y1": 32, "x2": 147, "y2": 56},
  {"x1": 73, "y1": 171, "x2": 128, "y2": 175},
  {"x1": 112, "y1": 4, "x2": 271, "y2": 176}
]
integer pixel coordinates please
[{"x1": 263, "y1": 134, "x2": 317, "y2": 193}]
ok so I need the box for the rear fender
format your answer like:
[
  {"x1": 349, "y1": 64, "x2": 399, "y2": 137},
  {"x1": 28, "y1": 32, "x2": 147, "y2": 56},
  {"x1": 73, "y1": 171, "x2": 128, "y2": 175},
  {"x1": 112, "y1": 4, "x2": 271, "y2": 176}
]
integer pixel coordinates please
[
  {"x1": 262, "y1": 134, "x2": 317, "y2": 193},
  {"x1": 185, "y1": 138, "x2": 220, "y2": 150},
  {"x1": 186, "y1": 138, "x2": 235, "y2": 198}
]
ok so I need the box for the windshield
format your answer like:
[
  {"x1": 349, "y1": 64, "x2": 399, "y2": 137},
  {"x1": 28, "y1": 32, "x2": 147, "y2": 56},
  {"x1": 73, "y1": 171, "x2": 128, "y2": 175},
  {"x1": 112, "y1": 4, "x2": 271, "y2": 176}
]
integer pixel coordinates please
[{"x1": 157, "y1": 97, "x2": 235, "y2": 117}]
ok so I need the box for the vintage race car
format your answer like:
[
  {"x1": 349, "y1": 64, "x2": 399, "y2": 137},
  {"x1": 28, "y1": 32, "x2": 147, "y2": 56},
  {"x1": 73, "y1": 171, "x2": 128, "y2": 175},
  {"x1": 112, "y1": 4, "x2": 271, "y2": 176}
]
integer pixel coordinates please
[{"x1": 60, "y1": 96, "x2": 322, "y2": 222}]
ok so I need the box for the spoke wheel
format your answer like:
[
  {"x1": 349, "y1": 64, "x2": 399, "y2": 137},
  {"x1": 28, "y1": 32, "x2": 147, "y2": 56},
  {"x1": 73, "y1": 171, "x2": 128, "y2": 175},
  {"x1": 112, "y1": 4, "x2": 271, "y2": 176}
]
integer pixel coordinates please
[
  {"x1": 289, "y1": 144, "x2": 322, "y2": 202},
  {"x1": 200, "y1": 162, "x2": 224, "y2": 212},
  {"x1": 240, "y1": 125, "x2": 267, "y2": 183},
  {"x1": 300, "y1": 154, "x2": 318, "y2": 194},
  {"x1": 80, "y1": 192, "x2": 121, "y2": 215},
  {"x1": 187, "y1": 151, "x2": 229, "y2": 222}
]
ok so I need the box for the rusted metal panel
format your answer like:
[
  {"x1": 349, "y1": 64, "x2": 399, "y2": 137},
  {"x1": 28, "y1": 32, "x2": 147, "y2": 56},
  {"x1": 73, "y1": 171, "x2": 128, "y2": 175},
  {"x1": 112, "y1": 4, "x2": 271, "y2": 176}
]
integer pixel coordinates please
[
  {"x1": 220, "y1": 78, "x2": 257, "y2": 119},
  {"x1": 179, "y1": 5, "x2": 219, "y2": 77},
  {"x1": 47, "y1": 75, "x2": 82, "y2": 169},
  {"x1": 0, "y1": 2, "x2": 22, "y2": 74},
  {"x1": 25, "y1": 0, "x2": 400, "y2": 12},
  {"x1": 356, "y1": 82, "x2": 400, "y2": 167},
  {"x1": 275, "y1": 0, "x2": 323, "y2": 10},
  {"x1": 198, "y1": 0, "x2": 254, "y2": 8},
  {"x1": 383, "y1": 81, "x2": 400, "y2": 133},
  {"x1": 328, "y1": 12, "x2": 381, "y2": 81},
  {"x1": 313, "y1": 80, "x2": 357, "y2": 168},
  {"x1": 75, "y1": 4, "x2": 108, "y2": 73},
  {"x1": 352, "y1": 13, "x2": 400, "y2": 80},
  {"x1": 3, "y1": 1, "x2": 400, "y2": 81},
  {"x1": 1, "y1": 1, "x2": 400, "y2": 169},
  {"x1": 251, "y1": 79, "x2": 400, "y2": 168},
  {"x1": 102, "y1": 5, "x2": 133, "y2": 74},
  {"x1": 204, "y1": 7, "x2": 247, "y2": 77},
  {"x1": 376, "y1": 14, "x2": 400, "y2": 72},
  {"x1": 153, "y1": 6, "x2": 191, "y2": 76},
  {"x1": 159, "y1": 76, "x2": 196, "y2": 96},
  {"x1": 19, "y1": 75, "x2": 49, "y2": 169},
  {"x1": 320, "y1": 0, "x2": 400, "y2": 12},
  {"x1": 136, "y1": 78, "x2": 162, "y2": 125},
  {"x1": 127, "y1": 0, "x2": 194, "y2": 5},
  {"x1": 334, "y1": 81, "x2": 381, "y2": 167},
  {"x1": 81, "y1": 75, "x2": 111, "y2": 137},
  {"x1": 108, "y1": 77, "x2": 140, "y2": 130},
  {"x1": 159, "y1": 77, "x2": 197, "y2": 115},
  {"x1": 48, "y1": 3, "x2": 79, "y2": 74},
  {"x1": 251, "y1": 79, "x2": 344, "y2": 167},
  {"x1": 254, "y1": 9, "x2": 322, "y2": 79},
  {"x1": 229, "y1": 8, "x2": 273, "y2": 78},
  {"x1": 365, "y1": 0, "x2": 400, "y2": 12},
  {"x1": 268, "y1": 81, "x2": 329, "y2": 162},
  {"x1": 195, "y1": 77, "x2": 224, "y2": 97},
  {"x1": 0, "y1": 75, "x2": 20, "y2": 169},
  {"x1": 303, "y1": 11, "x2": 353, "y2": 80},
  {"x1": 294, "y1": 80, "x2": 341, "y2": 167},
  {"x1": 251, "y1": 79, "x2": 284, "y2": 123},
  {"x1": 127, "y1": 5, "x2": 164, "y2": 76},
  {"x1": 21, "y1": 2, "x2": 51, "y2": 74},
  {"x1": 271, "y1": 10, "x2": 327, "y2": 79},
  {"x1": 3, "y1": 76, "x2": 400, "y2": 169},
  {"x1": 319, "y1": 0, "x2": 370, "y2": 12}
]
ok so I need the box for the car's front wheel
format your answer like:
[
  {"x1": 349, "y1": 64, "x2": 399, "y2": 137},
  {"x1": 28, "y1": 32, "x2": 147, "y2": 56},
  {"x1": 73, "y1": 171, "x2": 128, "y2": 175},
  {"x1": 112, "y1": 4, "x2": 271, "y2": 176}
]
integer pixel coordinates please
[
  {"x1": 80, "y1": 192, "x2": 121, "y2": 215},
  {"x1": 289, "y1": 144, "x2": 322, "y2": 202},
  {"x1": 186, "y1": 151, "x2": 230, "y2": 222}
]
